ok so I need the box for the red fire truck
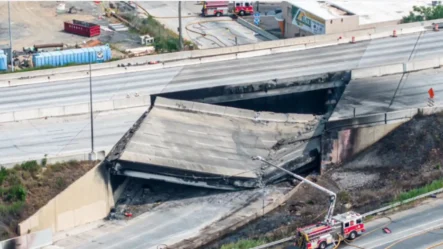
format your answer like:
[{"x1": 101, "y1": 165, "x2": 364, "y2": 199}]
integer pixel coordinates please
[
  {"x1": 201, "y1": 1, "x2": 229, "y2": 17},
  {"x1": 296, "y1": 212, "x2": 365, "y2": 249},
  {"x1": 233, "y1": 1, "x2": 254, "y2": 16},
  {"x1": 252, "y1": 156, "x2": 366, "y2": 249}
]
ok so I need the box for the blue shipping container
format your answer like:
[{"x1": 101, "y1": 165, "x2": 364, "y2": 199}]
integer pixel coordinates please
[
  {"x1": 32, "y1": 45, "x2": 112, "y2": 68},
  {"x1": 0, "y1": 50, "x2": 7, "y2": 71}
]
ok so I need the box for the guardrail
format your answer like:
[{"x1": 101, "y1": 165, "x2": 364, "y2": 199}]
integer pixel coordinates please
[
  {"x1": 327, "y1": 106, "x2": 443, "y2": 131},
  {"x1": 249, "y1": 187, "x2": 443, "y2": 249},
  {"x1": 1, "y1": 17, "x2": 441, "y2": 84}
]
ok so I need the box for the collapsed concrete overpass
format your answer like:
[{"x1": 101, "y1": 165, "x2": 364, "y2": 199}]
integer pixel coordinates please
[{"x1": 106, "y1": 97, "x2": 324, "y2": 190}]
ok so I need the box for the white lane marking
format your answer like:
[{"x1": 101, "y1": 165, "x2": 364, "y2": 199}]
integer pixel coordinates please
[{"x1": 353, "y1": 217, "x2": 443, "y2": 249}]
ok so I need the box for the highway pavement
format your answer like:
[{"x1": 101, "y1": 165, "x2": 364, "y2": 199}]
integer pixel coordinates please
[
  {"x1": 0, "y1": 107, "x2": 146, "y2": 166},
  {"x1": 2, "y1": 31, "x2": 443, "y2": 164},
  {"x1": 286, "y1": 197, "x2": 443, "y2": 249},
  {"x1": 2, "y1": 31, "x2": 443, "y2": 114},
  {"x1": 331, "y1": 67, "x2": 443, "y2": 119}
]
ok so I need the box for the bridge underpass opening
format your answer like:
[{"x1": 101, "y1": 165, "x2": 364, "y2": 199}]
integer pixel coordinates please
[
  {"x1": 153, "y1": 71, "x2": 350, "y2": 116},
  {"x1": 215, "y1": 89, "x2": 331, "y2": 115}
]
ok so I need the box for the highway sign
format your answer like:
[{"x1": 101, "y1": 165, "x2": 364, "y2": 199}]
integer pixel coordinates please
[{"x1": 254, "y1": 12, "x2": 261, "y2": 25}]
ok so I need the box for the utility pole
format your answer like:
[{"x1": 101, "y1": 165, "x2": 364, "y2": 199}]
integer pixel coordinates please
[
  {"x1": 178, "y1": 1, "x2": 184, "y2": 50},
  {"x1": 89, "y1": 53, "x2": 95, "y2": 160},
  {"x1": 8, "y1": 1, "x2": 14, "y2": 72}
]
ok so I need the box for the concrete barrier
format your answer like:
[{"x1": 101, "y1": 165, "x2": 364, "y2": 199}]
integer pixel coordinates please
[
  {"x1": 404, "y1": 57, "x2": 440, "y2": 72},
  {"x1": 163, "y1": 59, "x2": 201, "y2": 68},
  {"x1": 236, "y1": 49, "x2": 271, "y2": 59},
  {"x1": 18, "y1": 162, "x2": 114, "y2": 235},
  {"x1": 0, "y1": 112, "x2": 14, "y2": 123},
  {"x1": 0, "y1": 97, "x2": 151, "y2": 123},
  {"x1": 352, "y1": 56, "x2": 443, "y2": 80},
  {"x1": 14, "y1": 109, "x2": 40, "y2": 121},
  {"x1": 113, "y1": 96, "x2": 150, "y2": 109},
  {"x1": 200, "y1": 54, "x2": 237, "y2": 63},
  {"x1": 236, "y1": 17, "x2": 279, "y2": 41},
  {"x1": 271, "y1": 45, "x2": 306, "y2": 54},
  {"x1": 352, "y1": 63, "x2": 404, "y2": 79},
  {"x1": 2, "y1": 17, "x2": 442, "y2": 86},
  {"x1": 0, "y1": 229, "x2": 52, "y2": 249},
  {"x1": 2, "y1": 151, "x2": 107, "y2": 169}
]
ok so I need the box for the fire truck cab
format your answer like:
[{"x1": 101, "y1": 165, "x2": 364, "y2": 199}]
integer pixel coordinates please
[
  {"x1": 201, "y1": 1, "x2": 229, "y2": 17},
  {"x1": 233, "y1": 1, "x2": 254, "y2": 16},
  {"x1": 295, "y1": 212, "x2": 365, "y2": 249}
]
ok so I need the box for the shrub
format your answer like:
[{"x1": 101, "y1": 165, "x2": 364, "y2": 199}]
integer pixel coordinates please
[
  {"x1": 6, "y1": 185, "x2": 27, "y2": 202},
  {"x1": 0, "y1": 167, "x2": 8, "y2": 185},
  {"x1": 220, "y1": 239, "x2": 268, "y2": 249},
  {"x1": 20, "y1": 161, "x2": 39, "y2": 175}
]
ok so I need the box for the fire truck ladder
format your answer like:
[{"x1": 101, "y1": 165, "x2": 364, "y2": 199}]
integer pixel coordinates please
[{"x1": 252, "y1": 156, "x2": 337, "y2": 225}]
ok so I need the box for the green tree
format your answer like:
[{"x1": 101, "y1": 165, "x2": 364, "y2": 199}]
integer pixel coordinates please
[{"x1": 403, "y1": 5, "x2": 443, "y2": 23}]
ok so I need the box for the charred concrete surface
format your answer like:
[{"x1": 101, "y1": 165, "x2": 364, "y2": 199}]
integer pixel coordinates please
[
  {"x1": 153, "y1": 71, "x2": 350, "y2": 106},
  {"x1": 106, "y1": 97, "x2": 325, "y2": 190}
]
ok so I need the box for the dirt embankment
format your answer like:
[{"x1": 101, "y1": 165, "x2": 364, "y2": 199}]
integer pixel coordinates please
[
  {"x1": 212, "y1": 113, "x2": 443, "y2": 248},
  {"x1": 0, "y1": 160, "x2": 96, "y2": 240}
]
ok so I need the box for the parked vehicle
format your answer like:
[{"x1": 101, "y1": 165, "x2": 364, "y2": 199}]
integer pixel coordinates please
[
  {"x1": 64, "y1": 20, "x2": 100, "y2": 37},
  {"x1": 201, "y1": 1, "x2": 229, "y2": 17},
  {"x1": 296, "y1": 212, "x2": 365, "y2": 249},
  {"x1": 233, "y1": 1, "x2": 254, "y2": 16}
]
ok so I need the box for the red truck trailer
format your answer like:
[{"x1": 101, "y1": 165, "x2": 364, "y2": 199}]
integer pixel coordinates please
[
  {"x1": 64, "y1": 20, "x2": 100, "y2": 37},
  {"x1": 201, "y1": 1, "x2": 229, "y2": 17}
]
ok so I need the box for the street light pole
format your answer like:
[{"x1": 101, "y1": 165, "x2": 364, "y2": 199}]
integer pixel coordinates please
[
  {"x1": 178, "y1": 1, "x2": 184, "y2": 50},
  {"x1": 89, "y1": 53, "x2": 95, "y2": 160},
  {"x1": 8, "y1": 1, "x2": 14, "y2": 72}
]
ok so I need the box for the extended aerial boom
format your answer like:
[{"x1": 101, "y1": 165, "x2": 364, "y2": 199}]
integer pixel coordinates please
[{"x1": 252, "y1": 156, "x2": 337, "y2": 224}]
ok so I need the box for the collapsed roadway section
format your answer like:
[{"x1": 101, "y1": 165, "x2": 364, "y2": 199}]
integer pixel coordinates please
[{"x1": 106, "y1": 97, "x2": 325, "y2": 190}]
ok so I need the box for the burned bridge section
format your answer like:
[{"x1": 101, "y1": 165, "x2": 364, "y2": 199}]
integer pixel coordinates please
[{"x1": 108, "y1": 98, "x2": 324, "y2": 190}]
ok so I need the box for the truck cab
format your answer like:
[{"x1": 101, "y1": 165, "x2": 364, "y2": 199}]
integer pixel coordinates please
[
  {"x1": 332, "y1": 211, "x2": 365, "y2": 240},
  {"x1": 295, "y1": 212, "x2": 365, "y2": 249}
]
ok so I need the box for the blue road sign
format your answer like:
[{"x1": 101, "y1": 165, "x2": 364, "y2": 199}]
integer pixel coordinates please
[{"x1": 254, "y1": 12, "x2": 260, "y2": 25}]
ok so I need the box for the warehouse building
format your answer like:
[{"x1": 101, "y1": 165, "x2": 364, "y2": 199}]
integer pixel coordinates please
[{"x1": 277, "y1": 0, "x2": 432, "y2": 38}]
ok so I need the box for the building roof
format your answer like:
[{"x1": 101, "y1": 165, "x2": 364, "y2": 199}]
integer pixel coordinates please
[
  {"x1": 286, "y1": 0, "x2": 431, "y2": 24},
  {"x1": 330, "y1": 0, "x2": 430, "y2": 25},
  {"x1": 286, "y1": 0, "x2": 355, "y2": 20}
]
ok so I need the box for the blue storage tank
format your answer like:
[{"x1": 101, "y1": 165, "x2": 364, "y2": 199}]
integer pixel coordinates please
[
  {"x1": 0, "y1": 50, "x2": 7, "y2": 71},
  {"x1": 33, "y1": 45, "x2": 112, "y2": 68}
]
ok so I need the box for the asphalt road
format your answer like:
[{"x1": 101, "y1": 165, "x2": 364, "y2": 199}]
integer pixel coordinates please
[
  {"x1": 286, "y1": 198, "x2": 443, "y2": 249},
  {"x1": 2, "y1": 31, "x2": 443, "y2": 164},
  {"x1": 1, "y1": 31, "x2": 443, "y2": 114},
  {"x1": 137, "y1": 1, "x2": 266, "y2": 48},
  {"x1": 0, "y1": 107, "x2": 145, "y2": 165},
  {"x1": 331, "y1": 67, "x2": 443, "y2": 119}
]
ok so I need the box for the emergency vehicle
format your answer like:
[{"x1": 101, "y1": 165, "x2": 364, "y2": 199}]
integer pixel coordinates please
[
  {"x1": 233, "y1": 1, "x2": 254, "y2": 16},
  {"x1": 201, "y1": 1, "x2": 229, "y2": 17},
  {"x1": 296, "y1": 212, "x2": 365, "y2": 249},
  {"x1": 252, "y1": 156, "x2": 366, "y2": 249}
]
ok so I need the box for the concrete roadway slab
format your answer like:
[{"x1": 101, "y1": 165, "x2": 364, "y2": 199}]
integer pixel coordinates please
[
  {"x1": 114, "y1": 98, "x2": 321, "y2": 187},
  {"x1": 3, "y1": 31, "x2": 443, "y2": 114},
  {"x1": 51, "y1": 183, "x2": 291, "y2": 249},
  {"x1": 0, "y1": 107, "x2": 146, "y2": 166},
  {"x1": 331, "y1": 67, "x2": 443, "y2": 119}
]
